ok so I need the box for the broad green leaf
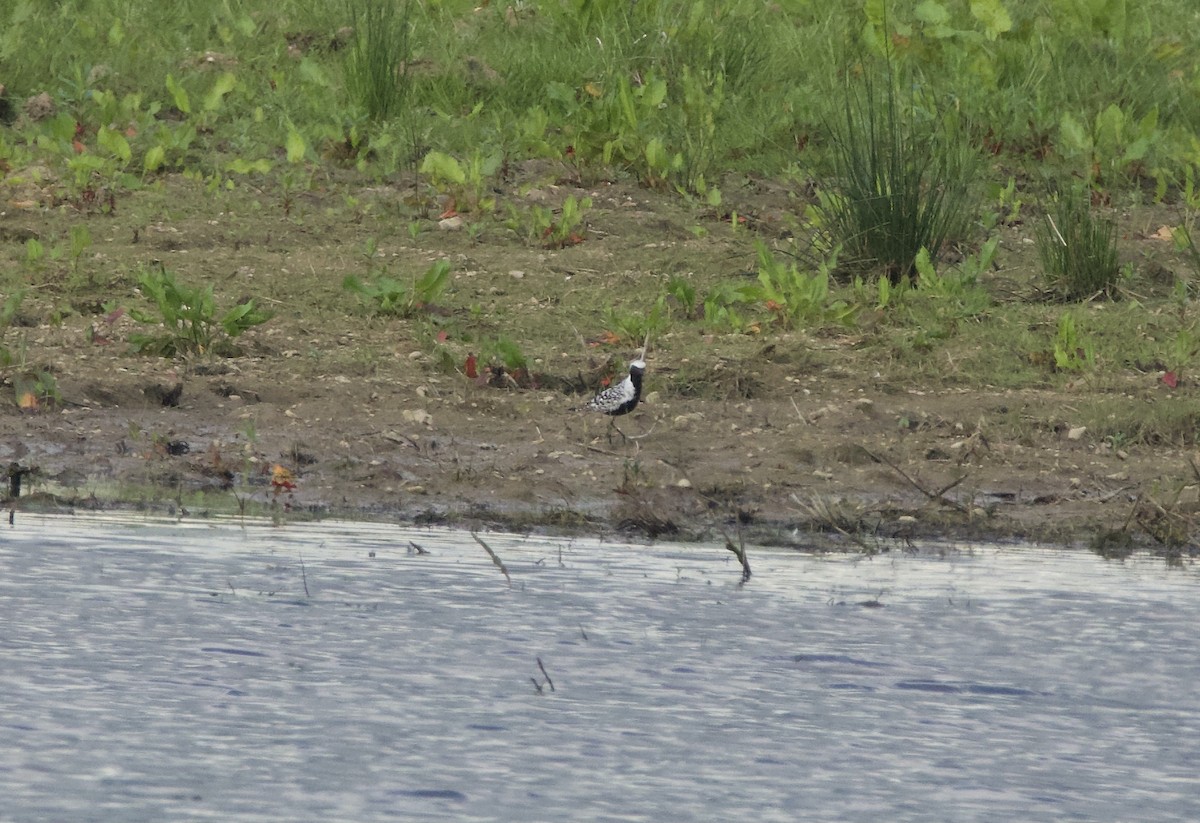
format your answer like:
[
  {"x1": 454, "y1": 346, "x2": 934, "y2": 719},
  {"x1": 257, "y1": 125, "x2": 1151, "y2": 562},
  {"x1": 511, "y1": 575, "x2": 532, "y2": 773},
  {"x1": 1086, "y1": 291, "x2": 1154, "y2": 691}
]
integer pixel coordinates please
[
  {"x1": 285, "y1": 127, "x2": 306, "y2": 164},
  {"x1": 643, "y1": 77, "x2": 668, "y2": 109},
  {"x1": 165, "y1": 74, "x2": 190, "y2": 114},
  {"x1": 645, "y1": 137, "x2": 668, "y2": 172},
  {"x1": 226, "y1": 157, "x2": 272, "y2": 174},
  {"x1": 221, "y1": 301, "x2": 272, "y2": 336},
  {"x1": 298, "y1": 58, "x2": 330, "y2": 88},
  {"x1": 1136, "y1": 107, "x2": 1159, "y2": 139},
  {"x1": 1122, "y1": 137, "x2": 1150, "y2": 163},
  {"x1": 233, "y1": 15, "x2": 256, "y2": 37},
  {"x1": 415, "y1": 260, "x2": 451, "y2": 301},
  {"x1": 861, "y1": 0, "x2": 887, "y2": 53},
  {"x1": 977, "y1": 236, "x2": 1000, "y2": 269},
  {"x1": 418, "y1": 151, "x2": 466, "y2": 186},
  {"x1": 863, "y1": 0, "x2": 886, "y2": 26},
  {"x1": 1095, "y1": 104, "x2": 1125, "y2": 142},
  {"x1": 203, "y1": 72, "x2": 237, "y2": 112},
  {"x1": 915, "y1": 0, "x2": 950, "y2": 26},
  {"x1": 97, "y1": 125, "x2": 132, "y2": 164},
  {"x1": 1093, "y1": 0, "x2": 1127, "y2": 42},
  {"x1": 914, "y1": 247, "x2": 936, "y2": 284},
  {"x1": 1059, "y1": 112, "x2": 1090, "y2": 153},
  {"x1": 969, "y1": 0, "x2": 1012, "y2": 39},
  {"x1": 617, "y1": 77, "x2": 638, "y2": 130},
  {"x1": 144, "y1": 144, "x2": 165, "y2": 172}
]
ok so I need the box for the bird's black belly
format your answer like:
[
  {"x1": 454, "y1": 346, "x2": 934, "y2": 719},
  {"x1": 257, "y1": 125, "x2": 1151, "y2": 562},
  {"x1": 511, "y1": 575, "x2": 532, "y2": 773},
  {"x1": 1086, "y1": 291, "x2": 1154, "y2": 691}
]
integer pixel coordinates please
[{"x1": 608, "y1": 397, "x2": 639, "y2": 417}]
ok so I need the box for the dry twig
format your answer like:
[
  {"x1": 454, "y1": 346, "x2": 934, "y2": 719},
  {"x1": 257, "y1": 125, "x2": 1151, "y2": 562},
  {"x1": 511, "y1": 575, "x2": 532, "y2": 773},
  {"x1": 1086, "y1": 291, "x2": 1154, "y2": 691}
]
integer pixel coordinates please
[
  {"x1": 864, "y1": 448, "x2": 968, "y2": 512},
  {"x1": 471, "y1": 530, "x2": 511, "y2": 585}
]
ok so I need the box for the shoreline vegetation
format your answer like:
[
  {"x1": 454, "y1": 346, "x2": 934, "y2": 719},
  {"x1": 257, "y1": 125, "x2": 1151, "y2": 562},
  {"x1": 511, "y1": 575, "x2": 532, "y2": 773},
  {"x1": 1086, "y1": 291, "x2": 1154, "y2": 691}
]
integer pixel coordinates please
[{"x1": 3, "y1": 1, "x2": 1200, "y2": 558}]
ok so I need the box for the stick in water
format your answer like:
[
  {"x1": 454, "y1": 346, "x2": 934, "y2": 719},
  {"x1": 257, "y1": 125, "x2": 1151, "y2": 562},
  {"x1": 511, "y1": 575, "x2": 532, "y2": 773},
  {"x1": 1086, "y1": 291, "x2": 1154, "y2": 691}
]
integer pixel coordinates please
[{"x1": 471, "y1": 531, "x2": 511, "y2": 585}]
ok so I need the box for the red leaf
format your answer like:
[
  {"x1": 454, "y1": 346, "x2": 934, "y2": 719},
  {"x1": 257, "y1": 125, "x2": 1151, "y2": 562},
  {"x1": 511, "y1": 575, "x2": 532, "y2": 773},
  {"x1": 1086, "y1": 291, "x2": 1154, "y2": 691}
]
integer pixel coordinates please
[
  {"x1": 591, "y1": 330, "x2": 621, "y2": 346},
  {"x1": 436, "y1": 329, "x2": 448, "y2": 343},
  {"x1": 465, "y1": 353, "x2": 478, "y2": 379},
  {"x1": 1163, "y1": 371, "x2": 1179, "y2": 388},
  {"x1": 270, "y1": 464, "x2": 297, "y2": 493}
]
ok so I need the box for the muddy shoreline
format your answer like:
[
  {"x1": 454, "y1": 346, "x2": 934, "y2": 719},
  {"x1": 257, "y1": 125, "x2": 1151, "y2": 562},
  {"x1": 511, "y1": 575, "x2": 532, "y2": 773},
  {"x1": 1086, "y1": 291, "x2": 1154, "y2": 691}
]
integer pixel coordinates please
[{"x1": 3, "y1": 358, "x2": 1185, "y2": 558}]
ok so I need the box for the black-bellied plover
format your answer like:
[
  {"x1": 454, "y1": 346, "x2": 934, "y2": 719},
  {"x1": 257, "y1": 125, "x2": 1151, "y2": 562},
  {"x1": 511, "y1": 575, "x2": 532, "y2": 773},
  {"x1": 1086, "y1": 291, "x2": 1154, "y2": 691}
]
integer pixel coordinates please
[{"x1": 576, "y1": 359, "x2": 646, "y2": 441}]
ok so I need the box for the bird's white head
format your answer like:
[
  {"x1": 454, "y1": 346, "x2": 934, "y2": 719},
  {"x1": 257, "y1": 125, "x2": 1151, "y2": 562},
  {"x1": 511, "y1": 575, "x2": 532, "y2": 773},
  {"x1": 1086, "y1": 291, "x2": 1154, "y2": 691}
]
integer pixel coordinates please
[{"x1": 630, "y1": 359, "x2": 647, "y2": 373}]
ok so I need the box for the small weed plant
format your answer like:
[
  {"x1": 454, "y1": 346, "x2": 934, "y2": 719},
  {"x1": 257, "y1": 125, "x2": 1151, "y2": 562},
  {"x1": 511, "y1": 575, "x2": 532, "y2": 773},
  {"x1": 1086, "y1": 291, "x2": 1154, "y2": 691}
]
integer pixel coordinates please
[
  {"x1": 480, "y1": 336, "x2": 528, "y2": 373},
  {"x1": 1165, "y1": 326, "x2": 1200, "y2": 381},
  {"x1": 604, "y1": 298, "x2": 671, "y2": 346},
  {"x1": 0, "y1": 292, "x2": 60, "y2": 411},
  {"x1": 0, "y1": 290, "x2": 25, "y2": 368},
  {"x1": 419, "y1": 150, "x2": 501, "y2": 214},
  {"x1": 664, "y1": 275, "x2": 699, "y2": 319},
  {"x1": 702, "y1": 283, "x2": 757, "y2": 332},
  {"x1": 755, "y1": 244, "x2": 856, "y2": 329},
  {"x1": 661, "y1": 275, "x2": 755, "y2": 331},
  {"x1": 343, "y1": 259, "x2": 451, "y2": 317},
  {"x1": 12, "y1": 370, "x2": 61, "y2": 412},
  {"x1": 1171, "y1": 164, "x2": 1200, "y2": 282},
  {"x1": 531, "y1": 194, "x2": 591, "y2": 248},
  {"x1": 129, "y1": 265, "x2": 272, "y2": 357},
  {"x1": 1036, "y1": 194, "x2": 1122, "y2": 300},
  {"x1": 910, "y1": 242, "x2": 995, "y2": 319},
  {"x1": 982, "y1": 176, "x2": 1025, "y2": 231},
  {"x1": 1053, "y1": 312, "x2": 1097, "y2": 372}
]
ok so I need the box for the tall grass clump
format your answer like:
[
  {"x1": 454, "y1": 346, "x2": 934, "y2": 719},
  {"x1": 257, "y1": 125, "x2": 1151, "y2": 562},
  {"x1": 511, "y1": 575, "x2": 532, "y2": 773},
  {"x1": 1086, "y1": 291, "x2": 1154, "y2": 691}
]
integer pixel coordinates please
[
  {"x1": 1036, "y1": 194, "x2": 1122, "y2": 300},
  {"x1": 345, "y1": 0, "x2": 412, "y2": 122},
  {"x1": 824, "y1": 66, "x2": 978, "y2": 285}
]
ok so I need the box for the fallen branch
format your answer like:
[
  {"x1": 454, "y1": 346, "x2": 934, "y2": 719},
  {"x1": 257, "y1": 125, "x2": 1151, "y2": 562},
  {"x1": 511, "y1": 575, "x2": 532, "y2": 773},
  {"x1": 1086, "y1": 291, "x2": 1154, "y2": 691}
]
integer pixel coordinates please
[
  {"x1": 716, "y1": 522, "x2": 751, "y2": 582},
  {"x1": 472, "y1": 530, "x2": 511, "y2": 585},
  {"x1": 864, "y1": 448, "x2": 969, "y2": 512}
]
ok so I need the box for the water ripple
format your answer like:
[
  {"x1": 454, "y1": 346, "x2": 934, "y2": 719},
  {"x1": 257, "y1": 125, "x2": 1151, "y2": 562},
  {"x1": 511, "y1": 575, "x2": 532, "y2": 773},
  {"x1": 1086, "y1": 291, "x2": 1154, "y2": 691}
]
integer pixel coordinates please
[{"x1": 1, "y1": 513, "x2": 1199, "y2": 822}]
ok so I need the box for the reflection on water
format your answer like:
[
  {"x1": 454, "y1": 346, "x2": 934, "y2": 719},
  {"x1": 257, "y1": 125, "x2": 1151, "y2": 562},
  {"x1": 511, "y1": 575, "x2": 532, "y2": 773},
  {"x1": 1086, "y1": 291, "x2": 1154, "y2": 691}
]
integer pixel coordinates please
[{"x1": 2, "y1": 514, "x2": 1199, "y2": 822}]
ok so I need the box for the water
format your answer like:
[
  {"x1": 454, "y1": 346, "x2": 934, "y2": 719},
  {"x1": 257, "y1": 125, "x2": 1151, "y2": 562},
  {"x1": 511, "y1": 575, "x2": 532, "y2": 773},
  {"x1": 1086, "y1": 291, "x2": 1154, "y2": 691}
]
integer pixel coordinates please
[{"x1": 2, "y1": 514, "x2": 1198, "y2": 822}]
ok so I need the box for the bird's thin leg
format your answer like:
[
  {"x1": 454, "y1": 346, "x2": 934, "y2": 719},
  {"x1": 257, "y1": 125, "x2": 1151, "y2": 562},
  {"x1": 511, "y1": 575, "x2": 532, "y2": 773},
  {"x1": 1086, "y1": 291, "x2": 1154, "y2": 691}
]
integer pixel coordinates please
[{"x1": 610, "y1": 418, "x2": 629, "y2": 444}]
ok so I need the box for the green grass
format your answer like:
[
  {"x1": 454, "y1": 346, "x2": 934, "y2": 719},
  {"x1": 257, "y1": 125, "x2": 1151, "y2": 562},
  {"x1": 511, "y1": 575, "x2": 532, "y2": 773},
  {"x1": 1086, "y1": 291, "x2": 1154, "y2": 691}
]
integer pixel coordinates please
[
  {"x1": 823, "y1": 61, "x2": 979, "y2": 284},
  {"x1": 345, "y1": 0, "x2": 413, "y2": 124},
  {"x1": 1036, "y1": 193, "x2": 1123, "y2": 300},
  {"x1": 2, "y1": 0, "x2": 1198, "y2": 190}
]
